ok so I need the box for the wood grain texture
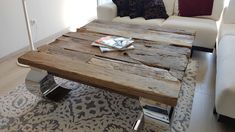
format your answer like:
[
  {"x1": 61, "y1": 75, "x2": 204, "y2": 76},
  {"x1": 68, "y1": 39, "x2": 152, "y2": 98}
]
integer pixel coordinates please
[
  {"x1": 18, "y1": 21, "x2": 194, "y2": 106},
  {"x1": 91, "y1": 20, "x2": 196, "y2": 36},
  {"x1": 82, "y1": 20, "x2": 195, "y2": 48},
  {"x1": 19, "y1": 51, "x2": 180, "y2": 106},
  {"x1": 88, "y1": 57, "x2": 179, "y2": 82},
  {"x1": 50, "y1": 36, "x2": 190, "y2": 80}
]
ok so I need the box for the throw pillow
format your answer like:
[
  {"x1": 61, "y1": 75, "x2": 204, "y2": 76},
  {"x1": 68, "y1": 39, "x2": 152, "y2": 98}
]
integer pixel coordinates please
[
  {"x1": 178, "y1": 0, "x2": 214, "y2": 17},
  {"x1": 129, "y1": 0, "x2": 144, "y2": 19},
  {"x1": 143, "y1": 0, "x2": 169, "y2": 20},
  {"x1": 112, "y1": 0, "x2": 129, "y2": 17}
]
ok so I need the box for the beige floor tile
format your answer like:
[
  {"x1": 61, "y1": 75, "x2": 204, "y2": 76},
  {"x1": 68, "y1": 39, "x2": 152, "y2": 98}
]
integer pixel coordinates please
[{"x1": 0, "y1": 56, "x2": 29, "y2": 96}]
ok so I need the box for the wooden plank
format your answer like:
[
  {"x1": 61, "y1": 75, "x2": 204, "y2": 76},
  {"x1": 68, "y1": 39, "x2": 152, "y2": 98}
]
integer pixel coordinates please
[
  {"x1": 38, "y1": 45, "x2": 94, "y2": 63},
  {"x1": 126, "y1": 49, "x2": 188, "y2": 71},
  {"x1": 40, "y1": 43, "x2": 186, "y2": 81},
  {"x1": 133, "y1": 40, "x2": 191, "y2": 57},
  {"x1": 53, "y1": 36, "x2": 189, "y2": 72},
  {"x1": 18, "y1": 51, "x2": 181, "y2": 106},
  {"x1": 64, "y1": 31, "x2": 191, "y2": 57},
  {"x1": 93, "y1": 20, "x2": 196, "y2": 36},
  {"x1": 51, "y1": 37, "x2": 140, "y2": 64},
  {"x1": 126, "y1": 42, "x2": 190, "y2": 71},
  {"x1": 169, "y1": 69, "x2": 185, "y2": 81},
  {"x1": 88, "y1": 57, "x2": 179, "y2": 82},
  {"x1": 64, "y1": 31, "x2": 191, "y2": 56},
  {"x1": 64, "y1": 31, "x2": 105, "y2": 42},
  {"x1": 82, "y1": 21, "x2": 194, "y2": 48}
]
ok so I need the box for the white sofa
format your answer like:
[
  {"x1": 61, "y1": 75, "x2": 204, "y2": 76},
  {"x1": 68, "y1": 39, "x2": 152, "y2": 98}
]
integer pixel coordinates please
[
  {"x1": 97, "y1": 0, "x2": 224, "y2": 50},
  {"x1": 216, "y1": 0, "x2": 235, "y2": 120}
]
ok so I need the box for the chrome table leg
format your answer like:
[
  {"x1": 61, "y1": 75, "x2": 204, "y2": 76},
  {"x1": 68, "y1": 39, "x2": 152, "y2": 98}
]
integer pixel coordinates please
[
  {"x1": 25, "y1": 67, "x2": 65, "y2": 98},
  {"x1": 133, "y1": 98, "x2": 173, "y2": 131}
]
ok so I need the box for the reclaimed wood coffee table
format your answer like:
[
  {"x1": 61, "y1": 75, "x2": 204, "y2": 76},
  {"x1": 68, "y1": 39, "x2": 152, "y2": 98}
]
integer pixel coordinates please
[{"x1": 18, "y1": 20, "x2": 195, "y2": 131}]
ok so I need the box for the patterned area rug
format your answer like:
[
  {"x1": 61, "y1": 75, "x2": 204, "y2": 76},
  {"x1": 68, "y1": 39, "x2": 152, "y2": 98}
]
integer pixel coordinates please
[{"x1": 0, "y1": 60, "x2": 198, "y2": 132}]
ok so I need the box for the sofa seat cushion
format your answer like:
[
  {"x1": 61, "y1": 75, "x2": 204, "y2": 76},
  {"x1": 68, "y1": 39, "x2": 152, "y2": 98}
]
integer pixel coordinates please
[
  {"x1": 162, "y1": 16, "x2": 217, "y2": 48},
  {"x1": 220, "y1": 24, "x2": 235, "y2": 38},
  {"x1": 216, "y1": 35, "x2": 235, "y2": 118},
  {"x1": 112, "y1": 16, "x2": 165, "y2": 26}
]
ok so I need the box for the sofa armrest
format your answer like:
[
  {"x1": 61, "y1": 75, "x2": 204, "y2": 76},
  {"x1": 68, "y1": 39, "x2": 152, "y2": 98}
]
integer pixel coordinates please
[
  {"x1": 216, "y1": 36, "x2": 235, "y2": 119},
  {"x1": 218, "y1": 6, "x2": 235, "y2": 40},
  {"x1": 223, "y1": 0, "x2": 235, "y2": 24},
  {"x1": 97, "y1": 2, "x2": 117, "y2": 22}
]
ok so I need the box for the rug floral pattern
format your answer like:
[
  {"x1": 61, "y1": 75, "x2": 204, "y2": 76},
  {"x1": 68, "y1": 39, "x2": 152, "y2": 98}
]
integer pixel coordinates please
[{"x1": 0, "y1": 60, "x2": 198, "y2": 132}]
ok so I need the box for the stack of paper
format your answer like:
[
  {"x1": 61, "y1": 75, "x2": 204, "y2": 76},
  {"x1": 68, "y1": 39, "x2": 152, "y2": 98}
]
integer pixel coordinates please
[
  {"x1": 91, "y1": 36, "x2": 135, "y2": 53},
  {"x1": 139, "y1": 98, "x2": 172, "y2": 124}
]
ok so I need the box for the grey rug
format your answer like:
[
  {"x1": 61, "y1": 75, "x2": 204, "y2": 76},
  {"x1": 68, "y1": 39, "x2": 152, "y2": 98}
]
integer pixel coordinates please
[{"x1": 0, "y1": 60, "x2": 198, "y2": 132}]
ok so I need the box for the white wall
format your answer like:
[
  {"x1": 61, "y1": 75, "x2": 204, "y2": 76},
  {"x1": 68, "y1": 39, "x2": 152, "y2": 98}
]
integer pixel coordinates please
[
  {"x1": 27, "y1": 0, "x2": 68, "y2": 42},
  {"x1": 64, "y1": 0, "x2": 97, "y2": 31},
  {"x1": 0, "y1": 0, "x2": 97, "y2": 59},
  {"x1": 224, "y1": 0, "x2": 231, "y2": 6},
  {"x1": 0, "y1": 0, "x2": 29, "y2": 58},
  {"x1": 0, "y1": 0, "x2": 68, "y2": 58},
  {"x1": 98, "y1": 0, "x2": 112, "y2": 5}
]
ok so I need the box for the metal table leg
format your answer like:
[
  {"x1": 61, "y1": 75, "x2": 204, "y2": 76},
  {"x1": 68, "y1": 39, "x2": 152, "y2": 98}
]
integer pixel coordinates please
[
  {"x1": 132, "y1": 97, "x2": 174, "y2": 131},
  {"x1": 25, "y1": 67, "x2": 70, "y2": 100}
]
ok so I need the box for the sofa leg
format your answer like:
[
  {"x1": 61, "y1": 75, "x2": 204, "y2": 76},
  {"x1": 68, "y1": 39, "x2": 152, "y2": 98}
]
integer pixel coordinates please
[
  {"x1": 213, "y1": 107, "x2": 222, "y2": 121},
  {"x1": 213, "y1": 107, "x2": 217, "y2": 115},
  {"x1": 215, "y1": 114, "x2": 233, "y2": 123},
  {"x1": 213, "y1": 108, "x2": 235, "y2": 123},
  {"x1": 192, "y1": 46, "x2": 213, "y2": 53},
  {"x1": 213, "y1": 107, "x2": 223, "y2": 122},
  {"x1": 190, "y1": 49, "x2": 194, "y2": 57},
  {"x1": 216, "y1": 114, "x2": 223, "y2": 122}
]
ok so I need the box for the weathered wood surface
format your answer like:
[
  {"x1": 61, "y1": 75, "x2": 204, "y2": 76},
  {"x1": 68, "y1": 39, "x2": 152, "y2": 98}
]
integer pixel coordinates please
[
  {"x1": 91, "y1": 20, "x2": 195, "y2": 36},
  {"x1": 19, "y1": 50, "x2": 181, "y2": 106},
  {"x1": 18, "y1": 21, "x2": 194, "y2": 106},
  {"x1": 60, "y1": 34, "x2": 190, "y2": 80},
  {"x1": 88, "y1": 57, "x2": 178, "y2": 82},
  {"x1": 81, "y1": 20, "x2": 195, "y2": 48}
]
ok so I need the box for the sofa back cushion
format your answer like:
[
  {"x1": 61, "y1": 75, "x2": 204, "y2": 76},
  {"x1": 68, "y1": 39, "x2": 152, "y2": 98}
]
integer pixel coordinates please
[
  {"x1": 174, "y1": 0, "x2": 224, "y2": 20},
  {"x1": 112, "y1": 0, "x2": 129, "y2": 17},
  {"x1": 112, "y1": 0, "x2": 175, "y2": 17},
  {"x1": 143, "y1": 0, "x2": 169, "y2": 19},
  {"x1": 129, "y1": 0, "x2": 144, "y2": 19},
  {"x1": 163, "y1": 0, "x2": 175, "y2": 15},
  {"x1": 223, "y1": 0, "x2": 235, "y2": 24},
  {"x1": 178, "y1": 0, "x2": 214, "y2": 17}
]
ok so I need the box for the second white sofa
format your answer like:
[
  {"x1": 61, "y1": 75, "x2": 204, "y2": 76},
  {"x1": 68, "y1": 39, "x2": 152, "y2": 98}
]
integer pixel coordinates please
[
  {"x1": 97, "y1": 0, "x2": 224, "y2": 50},
  {"x1": 215, "y1": 0, "x2": 235, "y2": 120}
]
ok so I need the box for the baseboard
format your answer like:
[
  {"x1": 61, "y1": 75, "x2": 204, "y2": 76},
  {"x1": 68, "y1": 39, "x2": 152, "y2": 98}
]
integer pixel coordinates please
[
  {"x1": 0, "y1": 28, "x2": 70, "y2": 63},
  {"x1": 34, "y1": 28, "x2": 70, "y2": 47}
]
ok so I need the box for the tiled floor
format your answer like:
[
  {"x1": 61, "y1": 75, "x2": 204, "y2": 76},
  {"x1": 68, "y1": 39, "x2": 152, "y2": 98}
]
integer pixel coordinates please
[
  {"x1": 0, "y1": 52, "x2": 29, "y2": 96},
  {"x1": 188, "y1": 51, "x2": 235, "y2": 132},
  {"x1": 0, "y1": 50, "x2": 235, "y2": 131}
]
